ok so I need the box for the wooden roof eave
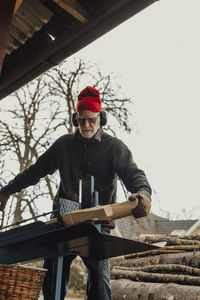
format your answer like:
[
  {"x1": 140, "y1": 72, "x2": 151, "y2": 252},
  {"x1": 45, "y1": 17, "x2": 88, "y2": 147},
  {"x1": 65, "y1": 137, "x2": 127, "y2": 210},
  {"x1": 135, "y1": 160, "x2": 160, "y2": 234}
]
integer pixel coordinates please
[
  {"x1": 0, "y1": 0, "x2": 158, "y2": 101},
  {"x1": 0, "y1": 0, "x2": 16, "y2": 73}
]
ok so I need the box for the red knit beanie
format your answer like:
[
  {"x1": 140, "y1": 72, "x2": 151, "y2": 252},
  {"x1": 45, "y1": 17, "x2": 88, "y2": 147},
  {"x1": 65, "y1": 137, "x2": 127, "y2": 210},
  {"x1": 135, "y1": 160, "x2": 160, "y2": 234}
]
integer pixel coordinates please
[{"x1": 76, "y1": 86, "x2": 102, "y2": 112}]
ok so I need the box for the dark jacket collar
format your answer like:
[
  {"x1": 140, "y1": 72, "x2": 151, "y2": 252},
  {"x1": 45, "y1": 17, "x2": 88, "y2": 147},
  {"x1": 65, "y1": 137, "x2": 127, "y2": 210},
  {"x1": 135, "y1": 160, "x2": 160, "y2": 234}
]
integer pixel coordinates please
[{"x1": 74, "y1": 128, "x2": 103, "y2": 143}]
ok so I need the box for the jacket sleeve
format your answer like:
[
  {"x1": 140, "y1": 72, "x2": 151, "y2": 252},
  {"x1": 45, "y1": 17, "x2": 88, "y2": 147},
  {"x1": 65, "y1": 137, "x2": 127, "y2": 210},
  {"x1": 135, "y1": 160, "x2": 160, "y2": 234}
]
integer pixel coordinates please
[
  {"x1": 1, "y1": 141, "x2": 58, "y2": 197},
  {"x1": 112, "y1": 139, "x2": 152, "y2": 198}
]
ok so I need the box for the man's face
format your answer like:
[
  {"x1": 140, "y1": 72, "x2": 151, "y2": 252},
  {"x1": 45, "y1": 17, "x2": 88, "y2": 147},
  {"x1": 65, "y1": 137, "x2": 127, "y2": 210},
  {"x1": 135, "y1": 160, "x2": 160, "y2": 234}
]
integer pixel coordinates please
[{"x1": 77, "y1": 110, "x2": 100, "y2": 139}]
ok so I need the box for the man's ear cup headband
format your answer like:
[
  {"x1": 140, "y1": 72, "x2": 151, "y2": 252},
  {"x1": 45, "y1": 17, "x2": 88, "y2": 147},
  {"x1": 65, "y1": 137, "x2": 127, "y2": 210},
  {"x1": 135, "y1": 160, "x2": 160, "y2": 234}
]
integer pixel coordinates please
[{"x1": 72, "y1": 111, "x2": 107, "y2": 127}]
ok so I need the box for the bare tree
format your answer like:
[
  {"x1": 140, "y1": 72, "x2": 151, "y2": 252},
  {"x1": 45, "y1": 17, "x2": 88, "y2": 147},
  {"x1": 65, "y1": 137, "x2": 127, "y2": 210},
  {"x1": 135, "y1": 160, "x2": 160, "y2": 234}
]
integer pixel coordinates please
[
  {"x1": 0, "y1": 57, "x2": 132, "y2": 226},
  {"x1": 0, "y1": 77, "x2": 61, "y2": 225}
]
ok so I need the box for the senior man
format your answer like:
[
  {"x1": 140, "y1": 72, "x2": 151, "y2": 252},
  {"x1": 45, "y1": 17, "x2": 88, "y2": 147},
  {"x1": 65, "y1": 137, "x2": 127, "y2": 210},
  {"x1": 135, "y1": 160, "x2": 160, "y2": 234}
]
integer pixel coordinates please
[{"x1": 0, "y1": 86, "x2": 151, "y2": 300}]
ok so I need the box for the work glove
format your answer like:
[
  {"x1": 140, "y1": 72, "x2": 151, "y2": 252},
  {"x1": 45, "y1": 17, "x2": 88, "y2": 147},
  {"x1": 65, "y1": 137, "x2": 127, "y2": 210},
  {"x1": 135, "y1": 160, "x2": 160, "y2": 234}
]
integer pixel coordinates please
[
  {"x1": 129, "y1": 192, "x2": 151, "y2": 218},
  {"x1": 0, "y1": 192, "x2": 9, "y2": 212}
]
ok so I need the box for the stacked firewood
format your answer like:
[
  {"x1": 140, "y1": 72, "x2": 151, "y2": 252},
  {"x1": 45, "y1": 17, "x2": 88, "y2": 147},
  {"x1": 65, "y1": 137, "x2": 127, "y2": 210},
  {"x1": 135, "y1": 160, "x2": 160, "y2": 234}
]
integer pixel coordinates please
[{"x1": 111, "y1": 234, "x2": 200, "y2": 300}]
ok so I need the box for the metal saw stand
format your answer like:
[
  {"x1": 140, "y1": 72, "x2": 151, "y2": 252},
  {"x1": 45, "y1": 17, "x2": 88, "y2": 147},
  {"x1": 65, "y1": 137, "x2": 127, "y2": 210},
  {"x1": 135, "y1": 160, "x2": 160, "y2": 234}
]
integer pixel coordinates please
[
  {"x1": 53, "y1": 176, "x2": 102, "y2": 300},
  {"x1": 0, "y1": 176, "x2": 158, "y2": 300}
]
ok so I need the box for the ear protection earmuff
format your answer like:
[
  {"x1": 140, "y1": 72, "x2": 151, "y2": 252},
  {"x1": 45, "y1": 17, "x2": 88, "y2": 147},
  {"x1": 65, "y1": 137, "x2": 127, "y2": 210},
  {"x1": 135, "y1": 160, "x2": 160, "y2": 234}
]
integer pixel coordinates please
[
  {"x1": 72, "y1": 111, "x2": 107, "y2": 127},
  {"x1": 99, "y1": 111, "x2": 107, "y2": 126},
  {"x1": 72, "y1": 112, "x2": 78, "y2": 127}
]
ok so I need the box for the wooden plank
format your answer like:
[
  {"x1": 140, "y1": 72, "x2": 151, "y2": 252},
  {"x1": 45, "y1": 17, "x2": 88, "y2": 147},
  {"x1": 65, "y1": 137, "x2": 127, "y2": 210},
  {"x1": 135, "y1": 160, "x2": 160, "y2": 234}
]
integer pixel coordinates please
[
  {"x1": 52, "y1": 0, "x2": 88, "y2": 24},
  {"x1": 16, "y1": 5, "x2": 44, "y2": 31},
  {"x1": 12, "y1": 15, "x2": 36, "y2": 38},
  {"x1": 0, "y1": 0, "x2": 16, "y2": 73},
  {"x1": 22, "y1": 0, "x2": 53, "y2": 24},
  {"x1": 110, "y1": 200, "x2": 139, "y2": 219},
  {"x1": 61, "y1": 205, "x2": 113, "y2": 225},
  {"x1": 61, "y1": 199, "x2": 138, "y2": 226}
]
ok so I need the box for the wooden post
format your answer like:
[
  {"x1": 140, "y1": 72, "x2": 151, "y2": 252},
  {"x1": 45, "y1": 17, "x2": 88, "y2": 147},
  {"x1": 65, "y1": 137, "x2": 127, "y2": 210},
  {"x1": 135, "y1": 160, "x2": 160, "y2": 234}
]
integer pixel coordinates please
[
  {"x1": 61, "y1": 199, "x2": 139, "y2": 226},
  {"x1": 0, "y1": 0, "x2": 16, "y2": 73}
]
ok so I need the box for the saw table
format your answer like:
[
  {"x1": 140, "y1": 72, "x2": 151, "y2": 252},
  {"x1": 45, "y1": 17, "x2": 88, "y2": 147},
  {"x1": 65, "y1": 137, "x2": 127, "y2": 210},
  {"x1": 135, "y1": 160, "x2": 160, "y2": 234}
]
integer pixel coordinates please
[
  {"x1": 0, "y1": 177, "x2": 157, "y2": 299},
  {"x1": 0, "y1": 219, "x2": 158, "y2": 299}
]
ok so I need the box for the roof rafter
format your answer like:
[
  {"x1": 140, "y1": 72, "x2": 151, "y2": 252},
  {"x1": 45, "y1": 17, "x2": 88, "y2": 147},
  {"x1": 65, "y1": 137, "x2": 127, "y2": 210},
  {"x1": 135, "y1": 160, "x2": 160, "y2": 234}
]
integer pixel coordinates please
[
  {"x1": 0, "y1": 0, "x2": 16, "y2": 73},
  {"x1": 13, "y1": 0, "x2": 23, "y2": 15},
  {"x1": 52, "y1": 0, "x2": 89, "y2": 24}
]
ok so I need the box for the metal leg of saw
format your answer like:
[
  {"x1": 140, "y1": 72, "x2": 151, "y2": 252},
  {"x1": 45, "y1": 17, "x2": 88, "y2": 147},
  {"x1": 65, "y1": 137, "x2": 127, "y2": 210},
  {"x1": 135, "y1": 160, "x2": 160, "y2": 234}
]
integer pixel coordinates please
[
  {"x1": 55, "y1": 252, "x2": 63, "y2": 299},
  {"x1": 51, "y1": 244, "x2": 64, "y2": 300}
]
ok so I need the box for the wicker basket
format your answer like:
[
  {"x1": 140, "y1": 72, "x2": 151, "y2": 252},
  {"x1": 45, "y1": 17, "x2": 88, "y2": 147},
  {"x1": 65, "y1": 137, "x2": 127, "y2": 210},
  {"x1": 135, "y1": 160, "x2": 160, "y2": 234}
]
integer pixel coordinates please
[{"x1": 0, "y1": 264, "x2": 47, "y2": 300}]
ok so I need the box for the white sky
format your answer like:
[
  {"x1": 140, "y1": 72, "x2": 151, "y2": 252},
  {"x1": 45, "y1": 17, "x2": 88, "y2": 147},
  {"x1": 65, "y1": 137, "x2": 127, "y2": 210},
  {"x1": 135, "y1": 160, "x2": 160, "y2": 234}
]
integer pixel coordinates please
[{"x1": 74, "y1": 0, "x2": 200, "y2": 219}]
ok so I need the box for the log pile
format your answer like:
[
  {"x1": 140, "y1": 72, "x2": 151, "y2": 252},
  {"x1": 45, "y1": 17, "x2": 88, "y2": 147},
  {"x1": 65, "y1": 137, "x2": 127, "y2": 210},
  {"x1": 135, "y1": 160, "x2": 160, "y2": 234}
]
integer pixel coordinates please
[{"x1": 111, "y1": 234, "x2": 200, "y2": 300}]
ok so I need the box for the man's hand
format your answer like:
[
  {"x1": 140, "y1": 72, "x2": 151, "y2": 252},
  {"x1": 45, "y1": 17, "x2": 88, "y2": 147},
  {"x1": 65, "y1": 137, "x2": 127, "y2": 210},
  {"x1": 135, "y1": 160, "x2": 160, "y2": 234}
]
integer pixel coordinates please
[
  {"x1": 129, "y1": 192, "x2": 151, "y2": 218},
  {"x1": 0, "y1": 192, "x2": 8, "y2": 212}
]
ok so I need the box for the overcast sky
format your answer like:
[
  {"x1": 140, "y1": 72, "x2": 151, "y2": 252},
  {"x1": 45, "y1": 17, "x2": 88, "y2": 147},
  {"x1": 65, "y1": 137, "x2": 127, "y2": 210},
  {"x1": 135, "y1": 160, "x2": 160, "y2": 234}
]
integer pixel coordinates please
[{"x1": 75, "y1": 0, "x2": 200, "y2": 219}]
